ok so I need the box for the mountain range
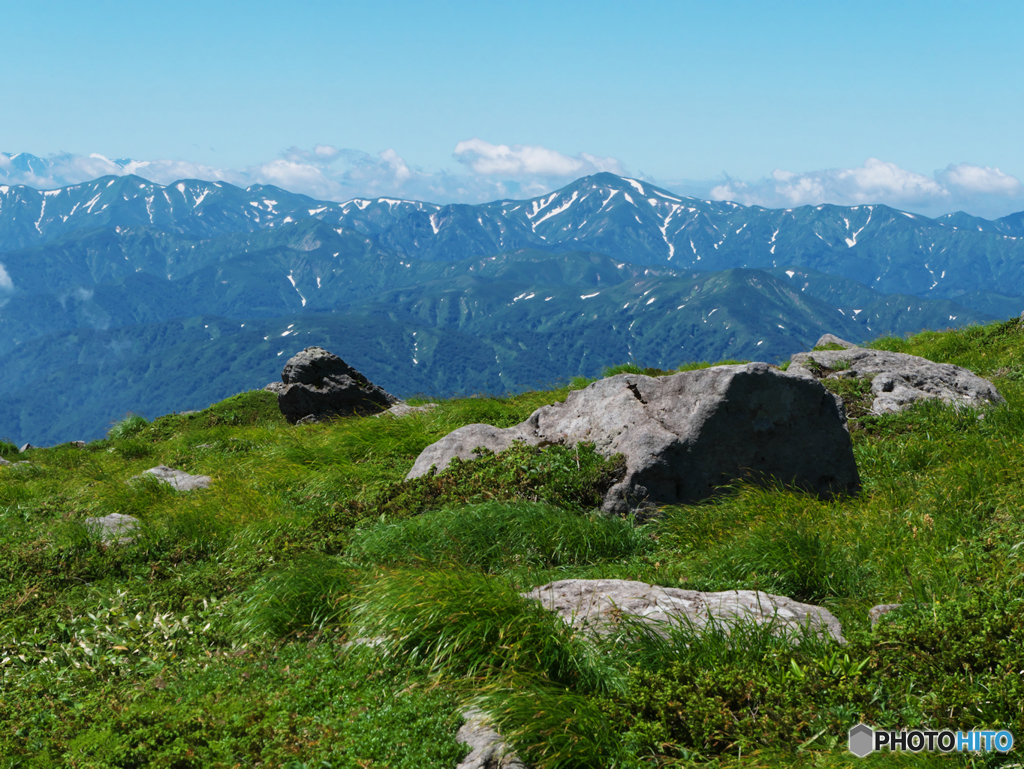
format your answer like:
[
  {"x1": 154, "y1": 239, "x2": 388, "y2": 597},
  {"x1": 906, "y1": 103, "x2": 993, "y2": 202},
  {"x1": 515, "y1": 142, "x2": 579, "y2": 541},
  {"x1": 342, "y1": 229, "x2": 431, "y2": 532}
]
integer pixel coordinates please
[{"x1": 1, "y1": 172, "x2": 1020, "y2": 445}]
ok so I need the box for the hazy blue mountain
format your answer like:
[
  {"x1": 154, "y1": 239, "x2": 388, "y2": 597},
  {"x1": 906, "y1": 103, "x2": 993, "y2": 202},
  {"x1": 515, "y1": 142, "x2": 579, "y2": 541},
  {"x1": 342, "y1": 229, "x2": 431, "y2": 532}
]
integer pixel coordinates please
[
  {"x1": 0, "y1": 172, "x2": 1014, "y2": 444},
  {"x1": 0, "y1": 230, "x2": 992, "y2": 445},
  {"x1": 4, "y1": 173, "x2": 1023, "y2": 313}
]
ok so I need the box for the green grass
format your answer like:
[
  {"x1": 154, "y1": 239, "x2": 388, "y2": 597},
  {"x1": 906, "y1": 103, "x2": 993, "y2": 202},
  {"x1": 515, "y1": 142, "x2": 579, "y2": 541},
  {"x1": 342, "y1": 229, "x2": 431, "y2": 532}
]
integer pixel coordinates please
[{"x1": 3, "y1": 323, "x2": 1024, "y2": 767}]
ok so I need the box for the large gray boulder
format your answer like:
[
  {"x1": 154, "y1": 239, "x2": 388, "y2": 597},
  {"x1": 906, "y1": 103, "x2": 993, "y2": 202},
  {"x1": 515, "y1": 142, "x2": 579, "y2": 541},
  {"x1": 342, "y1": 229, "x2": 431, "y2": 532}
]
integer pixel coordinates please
[
  {"x1": 524, "y1": 579, "x2": 845, "y2": 643},
  {"x1": 788, "y1": 339, "x2": 1003, "y2": 415},
  {"x1": 408, "y1": 363, "x2": 860, "y2": 514},
  {"x1": 276, "y1": 347, "x2": 399, "y2": 424}
]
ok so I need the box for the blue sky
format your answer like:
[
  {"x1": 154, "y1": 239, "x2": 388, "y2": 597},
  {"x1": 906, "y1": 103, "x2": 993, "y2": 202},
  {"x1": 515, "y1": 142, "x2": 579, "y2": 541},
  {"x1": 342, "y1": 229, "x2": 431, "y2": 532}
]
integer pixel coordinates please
[{"x1": 2, "y1": 0, "x2": 1022, "y2": 216}]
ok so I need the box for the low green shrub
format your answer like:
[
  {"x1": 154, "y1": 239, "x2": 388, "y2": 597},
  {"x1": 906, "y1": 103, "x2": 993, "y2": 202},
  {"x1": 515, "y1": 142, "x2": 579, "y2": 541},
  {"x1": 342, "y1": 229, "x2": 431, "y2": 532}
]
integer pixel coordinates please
[{"x1": 313, "y1": 441, "x2": 626, "y2": 537}]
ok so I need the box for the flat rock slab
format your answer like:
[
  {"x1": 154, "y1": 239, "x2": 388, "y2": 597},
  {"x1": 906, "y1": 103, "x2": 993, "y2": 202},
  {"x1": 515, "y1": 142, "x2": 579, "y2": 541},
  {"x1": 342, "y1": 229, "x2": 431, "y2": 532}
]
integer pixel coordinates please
[
  {"x1": 456, "y1": 709, "x2": 527, "y2": 769},
  {"x1": 788, "y1": 344, "x2": 1003, "y2": 415},
  {"x1": 135, "y1": 465, "x2": 212, "y2": 491},
  {"x1": 377, "y1": 402, "x2": 438, "y2": 419},
  {"x1": 523, "y1": 579, "x2": 845, "y2": 644},
  {"x1": 408, "y1": 363, "x2": 860, "y2": 514},
  {"x1": 84, "y1": 513, "x2": 141, "y2": 545}
]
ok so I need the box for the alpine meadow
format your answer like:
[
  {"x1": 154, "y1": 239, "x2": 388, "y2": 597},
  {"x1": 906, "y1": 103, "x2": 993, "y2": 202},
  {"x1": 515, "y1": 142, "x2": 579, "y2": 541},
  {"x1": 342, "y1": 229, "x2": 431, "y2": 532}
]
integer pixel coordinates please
[{"x1": 5, "y1": 3, "x2": 1024, "y2": 766}]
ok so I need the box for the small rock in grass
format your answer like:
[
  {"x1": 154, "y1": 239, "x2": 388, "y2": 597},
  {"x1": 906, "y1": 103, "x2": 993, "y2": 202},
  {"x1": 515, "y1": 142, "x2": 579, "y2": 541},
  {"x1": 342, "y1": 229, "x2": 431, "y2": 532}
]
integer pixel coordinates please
[
  {"x1": 18, "y1": 443, "x2": 35, "y2": 453},
  {"x1": 869, "y1": 603, "x2": 903, "y2": 625},
  {"x1": 134, "y1": 465, "x2": 212, "y2": 491},
  {"x1": 84, "y1": 513, "x2": 141, "y2": 545}
]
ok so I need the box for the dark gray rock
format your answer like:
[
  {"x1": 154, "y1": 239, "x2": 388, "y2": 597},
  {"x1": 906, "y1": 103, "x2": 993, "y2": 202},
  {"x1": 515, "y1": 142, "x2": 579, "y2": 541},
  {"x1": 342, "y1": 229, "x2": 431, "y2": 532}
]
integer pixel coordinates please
[
  {"x1": 277, "y1": 347, "x2": 399, "y2": 424},
  {"x1": 869, "y1": 603, "x2": 903, "y2": 625},
  {"x1": 456, "y1": 709, "x2": 527, "y2": 769},
  {"x1": 134, "y1": 465, "x2": 212, "y2": 491},
  {"x1": 524, "y1": 579, "x2": 845, "y2": 643},
  {"x1": 84, "y1": 513, "x2": 141, "y2": 545},
  {"x1": 788, "y1": 345, "x2": 1004, "y2": 415},
  {"x1": 408, "y1": 363, "x2": 860, "y2": 514}
]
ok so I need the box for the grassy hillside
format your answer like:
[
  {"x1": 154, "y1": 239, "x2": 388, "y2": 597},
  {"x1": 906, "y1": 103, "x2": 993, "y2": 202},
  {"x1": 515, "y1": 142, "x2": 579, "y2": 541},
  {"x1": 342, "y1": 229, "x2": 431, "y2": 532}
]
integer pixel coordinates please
[{"x1": 2, "y1": 321, "x2": 1024, "y2": 767}]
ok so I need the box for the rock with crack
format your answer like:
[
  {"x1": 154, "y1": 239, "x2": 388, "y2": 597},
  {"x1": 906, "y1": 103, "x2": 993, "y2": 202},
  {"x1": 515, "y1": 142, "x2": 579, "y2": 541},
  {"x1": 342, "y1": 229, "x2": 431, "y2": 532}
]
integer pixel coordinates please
[
  {"x1": 134, "y1": 465, "x2": 212, "y2": 491},
  {"x1": 456, "y1": 709, "x2": 527, "y2": 769},
  {"x1": 407, "y1": 363, "x2": 860, "y2": 514},
  {"x1": 524, "y1": 579, "x2": 845, "y2": 643},
  {"x1": 788, "y1": 338, "x2": 1004, "y2": 415},
  {"x1": 276, "y1": 347, "x2": 400, "y2": 424},
  {"x1": 84, "y1": 513, "x2": 141, "y2": 545}
]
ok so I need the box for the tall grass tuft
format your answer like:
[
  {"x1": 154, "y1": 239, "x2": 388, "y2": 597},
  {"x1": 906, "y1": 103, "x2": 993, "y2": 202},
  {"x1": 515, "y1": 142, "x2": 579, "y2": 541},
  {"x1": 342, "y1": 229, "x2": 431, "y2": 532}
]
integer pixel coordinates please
[
  {"x1": 352, "y1": 568, "x2": 620, "y2": 694},
  {"x1": 239, "y1": 555, "x2": 355, "y2": 638},
  {"x1": 348, "y1": 500, "x2": 651, "y2": 572},
  {"x1": 106, "y1": 413, "x2": 150, "y2": 441}
]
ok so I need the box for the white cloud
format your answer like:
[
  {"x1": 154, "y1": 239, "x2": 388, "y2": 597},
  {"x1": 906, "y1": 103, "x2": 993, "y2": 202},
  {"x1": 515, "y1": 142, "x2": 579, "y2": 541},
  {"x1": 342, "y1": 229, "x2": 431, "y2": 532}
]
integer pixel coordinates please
[
  {"x1": 706, "y1": 158, "x2": 1024, "y2": 218},
  {"x1": 0, "y1": 262, "x2": 14, "y2": 293},
  {"x1": 937, "y1": 163, "x2": 1023, "y2": 196},
  {"x1": 453, "y1": 138, "x2": 626, "y2": 177}
]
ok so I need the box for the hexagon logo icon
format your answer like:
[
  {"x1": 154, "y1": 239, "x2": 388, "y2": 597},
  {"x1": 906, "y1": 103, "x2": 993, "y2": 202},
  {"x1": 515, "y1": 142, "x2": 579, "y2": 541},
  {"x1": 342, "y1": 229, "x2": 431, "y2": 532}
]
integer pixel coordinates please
[{"x1": 848, "y1": 723, "x2": 874, "y2": 757}]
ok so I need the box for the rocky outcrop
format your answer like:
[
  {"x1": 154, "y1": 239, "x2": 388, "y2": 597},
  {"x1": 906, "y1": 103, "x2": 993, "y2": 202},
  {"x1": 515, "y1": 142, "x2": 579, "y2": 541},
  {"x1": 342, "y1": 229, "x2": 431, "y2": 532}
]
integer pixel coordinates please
[
  {"x1": 524, "y1": 579, "x2": 845, "y2": 643},
  {"x1": 408, "y1": 363, "x2": 860, "y2": 514},
  {"x1": 789, "y1": 337, "x2": 1003, "y2": 415},
  {"x1": 456, "y1": 709, "x2": 527, "y2": 769},
  {"x1": 134, "y1": 465, "x2": 212, "y2": 491},
  {"x1": 276, "y1": 347, "x2": 399, "y2": 424},
  {"x1": 84, "y1": 513, "x2": 141, "y2": 545}
]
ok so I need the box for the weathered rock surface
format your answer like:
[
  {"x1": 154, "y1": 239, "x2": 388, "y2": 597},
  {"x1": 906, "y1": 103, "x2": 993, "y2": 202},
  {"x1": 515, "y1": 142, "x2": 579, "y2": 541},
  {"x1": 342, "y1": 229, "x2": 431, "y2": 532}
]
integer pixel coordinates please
[
  {"x1": 408, "y1": 363, "x2": 860, "y2": 514},
  {"x1": 134, "y1": 465, "x2": 212, "y2": 491},
  {"x1": 377, "y1": 402, "x2": 438, "y2": 419},
  {"x1": 276, "y1": 347, "x2": 399, "y2": 424},
  {"x1": 869, "y1": 603, "x2": 903, "y2": 625},
  {"x1": 456, "y1": 709, "x2": 527, "y2": 769},
  {"x1": 812, "y1": 333, "x2": 857, "y2": 350},
  {"x1": 263, "y1": 381, "x2": 286, "y2": 394},
  {"x1": 524, "y1": 579, "x2": 845, "y2": 643},
  {"x1": 84, "y1": 513, "x2": 141, "y2": 545},
  {"x1": 789, "y1": 342, "x2": 1003, "y2": 415}
]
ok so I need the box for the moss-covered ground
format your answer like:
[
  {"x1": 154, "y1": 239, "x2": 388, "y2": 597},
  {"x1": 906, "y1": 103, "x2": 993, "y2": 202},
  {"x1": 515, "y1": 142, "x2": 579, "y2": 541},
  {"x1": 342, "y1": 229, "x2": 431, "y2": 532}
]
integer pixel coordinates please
[{"x1": 3, "y1": 320, "x2": 1024, "y2": 767}]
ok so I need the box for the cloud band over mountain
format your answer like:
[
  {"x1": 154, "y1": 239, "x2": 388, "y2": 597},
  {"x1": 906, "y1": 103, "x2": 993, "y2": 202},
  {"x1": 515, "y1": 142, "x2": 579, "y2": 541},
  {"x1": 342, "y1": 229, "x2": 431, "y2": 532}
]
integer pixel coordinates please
[{"x1": 2, "y1": 145, "x2": 1021, "y2": 219}]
